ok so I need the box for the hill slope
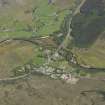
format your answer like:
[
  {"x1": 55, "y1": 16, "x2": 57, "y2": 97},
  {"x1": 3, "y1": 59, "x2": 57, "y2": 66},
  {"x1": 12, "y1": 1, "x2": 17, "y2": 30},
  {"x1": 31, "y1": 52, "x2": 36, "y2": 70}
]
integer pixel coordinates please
[
  {"x1": 71, "y1": 0, "x2": 105, "y2": 68},
  {"x1": 0, "y1": 0, "x2": 75, "y2": 38}
]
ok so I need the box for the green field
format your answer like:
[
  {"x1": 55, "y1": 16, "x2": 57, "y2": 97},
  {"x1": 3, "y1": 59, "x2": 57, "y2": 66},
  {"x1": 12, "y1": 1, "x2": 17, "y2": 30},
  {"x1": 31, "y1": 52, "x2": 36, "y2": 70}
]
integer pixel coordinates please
[
  {"x1": 0, "y1": 0, "x2": 76, "y2": 77},
  {"x1": 0, "y1": 0, "x2": 75, "y2": 38}
]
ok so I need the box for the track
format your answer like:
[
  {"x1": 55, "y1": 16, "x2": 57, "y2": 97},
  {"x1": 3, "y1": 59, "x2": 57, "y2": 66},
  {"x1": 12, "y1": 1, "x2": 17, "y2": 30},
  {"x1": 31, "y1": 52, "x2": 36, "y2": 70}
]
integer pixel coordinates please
[{"x1": 0, "y1": 0, "x2": 105, "y2": 84}]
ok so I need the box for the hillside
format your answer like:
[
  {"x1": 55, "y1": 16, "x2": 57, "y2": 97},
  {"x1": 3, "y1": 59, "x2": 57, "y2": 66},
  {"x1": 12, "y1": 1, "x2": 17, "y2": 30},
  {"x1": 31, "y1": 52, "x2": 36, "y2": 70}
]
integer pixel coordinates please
[
  {"x1": 0, "y1": 0, "x2": 75, "y2": 38},
  {"x1": 71, "y1": 0, "x2": 105, "y2": 68},
  {"x1": 0, "y1": 0, "x2": 77, "y2": 78},
  {"x1": 0, "y1": 0, "x2": 105, "y2": 105}
]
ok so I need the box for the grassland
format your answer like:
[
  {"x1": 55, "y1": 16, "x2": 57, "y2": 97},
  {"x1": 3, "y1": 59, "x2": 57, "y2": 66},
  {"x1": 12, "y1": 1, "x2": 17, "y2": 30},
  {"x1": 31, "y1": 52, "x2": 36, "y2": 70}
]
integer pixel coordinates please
[
  {"x1": 0, "y1": 74, "x2": 105, "y2": 105},
  {"x1": 0, "y1": 1, "x2": 105, "y2": 105},
  {"x1": 0, "y1": 0, "x2": 75, "y2": 38},
  {"x1": 71, "y1": 0, "x2": 105, "y2": 68},
  {"x1": 72, "y1": 32, "x2": 105, "y2": 68},
  {"x1": 0, "y1": 0, "x2": 76, "y2": 78},
  {"x1": 0, "y1": 39, "x2": 49, "y2": 78}
]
